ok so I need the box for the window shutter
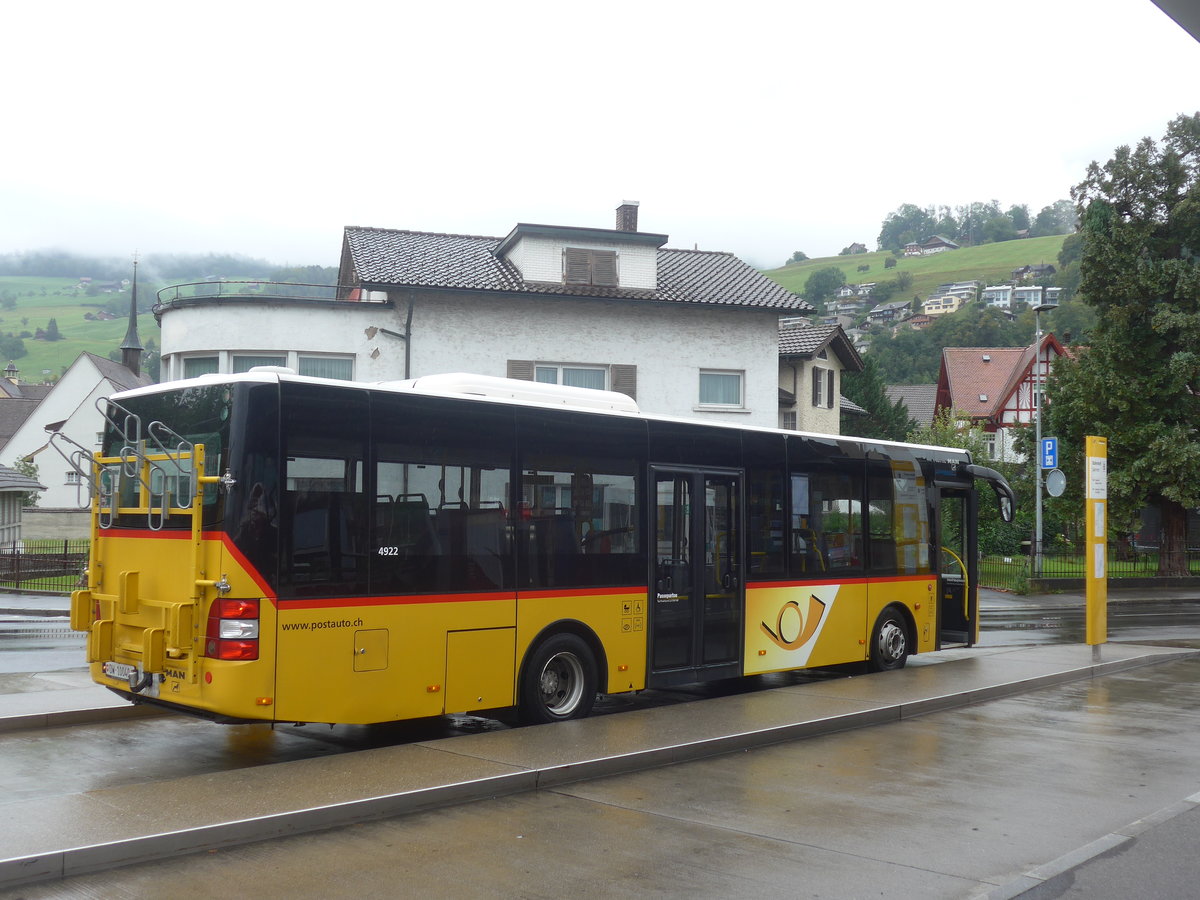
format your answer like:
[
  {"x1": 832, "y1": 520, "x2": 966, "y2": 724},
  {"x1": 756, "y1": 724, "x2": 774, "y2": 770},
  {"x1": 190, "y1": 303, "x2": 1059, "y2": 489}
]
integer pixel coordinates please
[
  {"x1": 611, "y1": 364, "x2": 637, "y2": 400},
  {"x1": 827, "y1": 369, "x2": 835, "y2": 409},
  {"x1": 564, "y1": 248, "x2": 591, "y2": 284},
  {"x1": 592, "y1": 250, "x2": 618, "y2": 286},
  {"x1": 507, "y1": 359, "x2": 534, "y2": 381},
  {"x1": 812, "y1": 368, "x2": 821, "y2": 407}
]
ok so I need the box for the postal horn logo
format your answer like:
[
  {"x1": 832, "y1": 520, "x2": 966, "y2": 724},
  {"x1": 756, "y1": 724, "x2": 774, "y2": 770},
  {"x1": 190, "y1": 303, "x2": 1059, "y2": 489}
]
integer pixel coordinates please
[{"x1": 760, "y1": 594, "x2": 827, "y2": 651}]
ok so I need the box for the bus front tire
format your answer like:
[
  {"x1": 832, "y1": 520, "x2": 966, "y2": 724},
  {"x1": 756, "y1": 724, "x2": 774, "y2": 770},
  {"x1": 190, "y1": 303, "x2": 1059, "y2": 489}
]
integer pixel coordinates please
[
  {"x1": 519, "y1": 633, "x2": 597, "y2": 724},
  {"x1": 868, "y1": 607, "x2": 910, "y2": 672}
]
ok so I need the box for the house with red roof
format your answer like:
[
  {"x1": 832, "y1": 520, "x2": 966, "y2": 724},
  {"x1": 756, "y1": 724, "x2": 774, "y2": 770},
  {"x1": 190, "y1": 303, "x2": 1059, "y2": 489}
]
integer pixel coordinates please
[{"x1": 934, "y1": 334, "x2": 1066, "y2": 460}]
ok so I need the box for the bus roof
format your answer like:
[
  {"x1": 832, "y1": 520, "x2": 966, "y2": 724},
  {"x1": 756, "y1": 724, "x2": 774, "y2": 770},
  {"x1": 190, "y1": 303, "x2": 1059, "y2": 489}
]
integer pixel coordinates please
[{"x1": 111, "y1": 370, "x2": 972, "y2": 463}]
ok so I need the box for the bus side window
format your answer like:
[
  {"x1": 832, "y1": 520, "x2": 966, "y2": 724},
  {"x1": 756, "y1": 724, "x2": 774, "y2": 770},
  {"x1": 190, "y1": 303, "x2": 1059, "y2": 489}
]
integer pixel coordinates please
[
  {"x1": 747, "y1": 468, "x2": 785, "y2": 576},
  {"x1": 279, "y1": 385, "x2": 369, "y2": 599},
  {"x1": 792, "y1": 468, "x2": 863, "y2": 576}
]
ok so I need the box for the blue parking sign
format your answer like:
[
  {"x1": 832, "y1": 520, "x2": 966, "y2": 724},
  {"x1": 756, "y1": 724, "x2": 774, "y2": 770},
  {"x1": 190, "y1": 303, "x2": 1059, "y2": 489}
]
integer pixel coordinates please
[{"x1": 1041, "y1": 437, "x2": 1057, "y2": 469}]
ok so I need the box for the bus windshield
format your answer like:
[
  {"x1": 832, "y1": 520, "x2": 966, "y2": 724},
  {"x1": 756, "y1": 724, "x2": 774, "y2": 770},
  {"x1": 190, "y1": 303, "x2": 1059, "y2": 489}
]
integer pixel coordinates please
[{"x1": 102, "y1": 384, "x2": 233, "y2": 521}]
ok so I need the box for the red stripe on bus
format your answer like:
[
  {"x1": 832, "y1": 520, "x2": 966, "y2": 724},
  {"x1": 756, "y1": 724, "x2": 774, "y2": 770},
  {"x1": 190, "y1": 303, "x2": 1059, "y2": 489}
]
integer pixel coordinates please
[{"x1": 747, "y1": 574, "x2": 934, "y2": 590}]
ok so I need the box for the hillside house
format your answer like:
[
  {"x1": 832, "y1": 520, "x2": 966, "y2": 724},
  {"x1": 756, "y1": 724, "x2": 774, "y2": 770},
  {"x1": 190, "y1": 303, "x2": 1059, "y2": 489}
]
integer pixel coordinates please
[
  {"x1": 934, "y1": 281, "x2": 981, "y2": 301},
  {"x1": 777, "y1": 321, "x2": 863, "y2": 433},
  {"x1": 982, "y1": 285, "x2": 1014, "y2": 308},
  {"x1": 906, "y1": 236, "x2": 960, "y2": 257},
  {"x1": 922, "y1": 294, "x2": 968, "y2": 317},
  {"x1": 1013, "y1": 285, "x2": 1062, "y2": 307},
  {"x1": 844, "y1": 242, "x2": 868, "y2": 255},
  {"x1": 934, "y1": 334, "x2": 1066, "y2": 461},
  {"x1": 866, "y1": 301, "x2": 910, "y2": 324},
  {"x1": 1012, "y1": 264, "x2": 1056, "y2": 281},
  {"x1": 158, "y1": 203, "x2": 813, "y2": 429}
]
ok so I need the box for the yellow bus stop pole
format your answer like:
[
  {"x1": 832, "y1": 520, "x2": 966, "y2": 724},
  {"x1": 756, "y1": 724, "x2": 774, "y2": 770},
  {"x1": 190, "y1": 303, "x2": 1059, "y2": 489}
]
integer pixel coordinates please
[{"x1": 1085, "y1": 435, "x2": 1107, "y2": 657}]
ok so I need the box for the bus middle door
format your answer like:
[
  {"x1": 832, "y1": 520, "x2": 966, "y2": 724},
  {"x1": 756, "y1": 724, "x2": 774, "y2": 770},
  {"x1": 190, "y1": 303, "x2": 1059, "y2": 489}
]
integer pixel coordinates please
[
  {"x1": 649, "y1": 467, "x2": 743, "y2": 687},
  {"x1": 935, "y1": 486, "x2": 975, "y2": 646}
]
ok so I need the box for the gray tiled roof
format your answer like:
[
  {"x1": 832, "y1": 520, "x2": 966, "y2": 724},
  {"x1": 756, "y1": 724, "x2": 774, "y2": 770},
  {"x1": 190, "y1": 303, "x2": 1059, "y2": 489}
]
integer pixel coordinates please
[
  {"x1": 886, "y1": 383, "x2": 937, "y2": 428},
  {"x1": 86, "y1": 353, "x2": 153, "y2": 392},
  {"x1": 343, "y1": 226, "x2": 812, "y2": 312},
  {"x1": 778, "y1": 322, "x2": 864, "y2": 372}
]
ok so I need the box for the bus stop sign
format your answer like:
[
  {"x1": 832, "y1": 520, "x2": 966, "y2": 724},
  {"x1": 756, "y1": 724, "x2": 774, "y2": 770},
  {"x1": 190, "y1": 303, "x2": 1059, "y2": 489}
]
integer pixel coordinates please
[{"x1": 1041, "y1": 437, "x2": 1058, "y2": 470}]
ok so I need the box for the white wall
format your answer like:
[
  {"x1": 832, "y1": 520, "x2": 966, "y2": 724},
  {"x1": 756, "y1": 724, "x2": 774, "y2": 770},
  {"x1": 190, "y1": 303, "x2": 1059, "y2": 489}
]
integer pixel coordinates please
[
  {"x1": 3, "y1": 357, "x2": 117, "y2": 509},
  {"x1": 505, "y1": 237, "x2": 657, "y2": 290},
  {"x1": 409, "y1": 293, "x2": 780, "y2": 427},
  {"x1": 161, "y1": 301, "x2": 409, "y2": 382},
  {"x1": 160, "y1": 294, "x2": 782, "y2": 428}
]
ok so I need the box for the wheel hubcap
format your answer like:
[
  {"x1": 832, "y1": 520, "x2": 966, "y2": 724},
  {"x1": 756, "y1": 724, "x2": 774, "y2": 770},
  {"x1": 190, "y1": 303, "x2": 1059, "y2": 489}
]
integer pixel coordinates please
[
  {"x1": 539, "y1": 651, "x2": 584, "y2": 716},
  {"x1": 879, "y1": 621, "x2": 906, "y2": 662}
]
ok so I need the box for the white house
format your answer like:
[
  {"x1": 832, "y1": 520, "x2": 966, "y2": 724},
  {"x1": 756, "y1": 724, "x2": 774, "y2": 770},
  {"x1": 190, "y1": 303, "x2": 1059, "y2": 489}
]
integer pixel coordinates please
[
  {"x1": 159, "y1": 203, "x2": 814, "y2": 429},
  {"x1": 2, "y1": 352, "x2": 152, "y2": 510}
]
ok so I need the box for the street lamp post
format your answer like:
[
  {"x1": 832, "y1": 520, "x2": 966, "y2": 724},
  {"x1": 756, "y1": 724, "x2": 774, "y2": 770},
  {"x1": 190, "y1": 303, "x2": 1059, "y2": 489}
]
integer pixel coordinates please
[{"x1": 1033, "y1": 293, "x2": 1059, "y2": 577}]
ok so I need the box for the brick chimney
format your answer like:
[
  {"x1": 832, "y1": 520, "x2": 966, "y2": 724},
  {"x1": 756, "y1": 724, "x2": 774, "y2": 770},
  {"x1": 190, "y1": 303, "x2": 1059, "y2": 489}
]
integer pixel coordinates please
[{"x1": 615, "y1": 200, "x2": 640, "y2": 232}]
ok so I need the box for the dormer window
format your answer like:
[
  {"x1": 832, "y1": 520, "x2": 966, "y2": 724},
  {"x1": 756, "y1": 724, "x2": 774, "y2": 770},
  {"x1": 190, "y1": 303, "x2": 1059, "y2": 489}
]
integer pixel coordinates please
[{"x1": 564, "y1": 248, "x2": 618, "y2": 286}]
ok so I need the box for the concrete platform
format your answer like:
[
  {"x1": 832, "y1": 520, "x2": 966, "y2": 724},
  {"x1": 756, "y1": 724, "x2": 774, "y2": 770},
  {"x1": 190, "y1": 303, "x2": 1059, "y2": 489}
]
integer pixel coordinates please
[{"x1": 0, "y1": 641, "x2": 1193, "y2": 891}]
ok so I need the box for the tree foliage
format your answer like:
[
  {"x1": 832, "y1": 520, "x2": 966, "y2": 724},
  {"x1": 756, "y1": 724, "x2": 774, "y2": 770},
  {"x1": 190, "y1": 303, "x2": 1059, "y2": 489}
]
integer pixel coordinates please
[
  {"x1": 876, "y1": 199, "x2": 1074, "y2": 251},
  {"x1": 840, "y1": 355, "x2": 913, "y2": 441},
  {"x1": 803, "y1": 266, "x2": 846, "y2": 306},
  {"x1": 1047, "y1": 113, "x2": 1200, "y2": 574}
]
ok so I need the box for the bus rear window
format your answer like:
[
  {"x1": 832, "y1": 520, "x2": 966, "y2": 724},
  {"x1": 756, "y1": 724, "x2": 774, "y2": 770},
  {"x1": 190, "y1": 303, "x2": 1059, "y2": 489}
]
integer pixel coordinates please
[{"x1": 102, "y1": 385, "x2": 233, "y2": 519}]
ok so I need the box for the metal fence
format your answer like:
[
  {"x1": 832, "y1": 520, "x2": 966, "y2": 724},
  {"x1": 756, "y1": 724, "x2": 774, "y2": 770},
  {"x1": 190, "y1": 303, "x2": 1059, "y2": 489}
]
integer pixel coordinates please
[
  {"x1": 0, "y1": 540, "x2": 88, "y2": 594},
  {"x1": 980, "y1": 540, "x2": 1200, "y2": 592}
]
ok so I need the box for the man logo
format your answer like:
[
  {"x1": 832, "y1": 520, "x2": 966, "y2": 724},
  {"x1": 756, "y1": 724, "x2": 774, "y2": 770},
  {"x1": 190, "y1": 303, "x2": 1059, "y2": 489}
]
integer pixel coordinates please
[{"x1": 760, "y1": 594, "x2": 826, "y2": 651}]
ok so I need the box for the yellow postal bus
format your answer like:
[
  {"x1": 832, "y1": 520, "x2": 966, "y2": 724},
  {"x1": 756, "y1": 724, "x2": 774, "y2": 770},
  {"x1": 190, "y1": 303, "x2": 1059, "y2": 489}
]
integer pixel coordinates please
[{"x1": 70, "y1": 371, "x2": 1013, "y2": 725}]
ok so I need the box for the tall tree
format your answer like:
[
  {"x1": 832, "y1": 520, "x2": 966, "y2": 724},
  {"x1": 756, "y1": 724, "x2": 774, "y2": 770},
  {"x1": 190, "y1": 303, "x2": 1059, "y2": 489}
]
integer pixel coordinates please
[
  {"x1": 1048, "y1": 113, "x2": 1200, "y2": 575},
  {"x1": 877, "y1": 204, "x2": 935, "y2": 251},
  {"x1": 840, "y1": 356, "x2": 913, "y2": 441},
  {"x1": 803, "y1": 266, "x2": 846, "y2": 306}
]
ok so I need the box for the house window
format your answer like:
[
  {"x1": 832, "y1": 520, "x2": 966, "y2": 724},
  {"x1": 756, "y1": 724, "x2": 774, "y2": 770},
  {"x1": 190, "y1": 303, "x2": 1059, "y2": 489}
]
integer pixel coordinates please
[
  {"x1": 233, "y1": 354, "x2": 286, "y2": 373},
  {"x1": 812, "y1": 368, "x2": 835, "y2": 409},
  {"x1": 66, "y1": 471, "x2": 81, "y2": 485},
  {"x1": 535, "y1": 365, "x2": 607, "y2": 391},
  {"x1": 563, "y1": 248, "x2": 618, "y2": 287},
  {"x1": 983, "y1": 433, "x2": 997, "y2": 459},
  {"x1": 298, "y1": 355, "x2": 354, "y2": 381},
  {"x1": 779, "y1": 411, "x2": 797, "y2": 430},
  {"x1": 183, "y1": 356, "x2": 219, "y2": 378},
  {"x1": 698, "y1": 370, "x2": 743, "y2": 407},
  {"x1": 509, "y1": 360, "x2": 637, "y2": 400}
]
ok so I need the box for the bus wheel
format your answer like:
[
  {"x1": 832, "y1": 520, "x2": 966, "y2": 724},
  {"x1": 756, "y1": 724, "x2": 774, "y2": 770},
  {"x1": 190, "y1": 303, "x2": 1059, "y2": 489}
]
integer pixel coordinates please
[
  {"x1": 868, "y1": 607, "x2": 910, "y2": 672},
  {"x1": 519, "y1": 633, "x2": 597, "y2": 724}
]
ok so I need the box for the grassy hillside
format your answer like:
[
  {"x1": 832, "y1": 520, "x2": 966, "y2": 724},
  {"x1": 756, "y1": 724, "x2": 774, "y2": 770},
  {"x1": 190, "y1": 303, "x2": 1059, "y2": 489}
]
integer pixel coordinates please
[
  {"x1": 0, "y1": 276, "x2": 145, "y2": 380},
  {"x1": 765, "y1": 235, "x2": 1068, "y2": 304}
]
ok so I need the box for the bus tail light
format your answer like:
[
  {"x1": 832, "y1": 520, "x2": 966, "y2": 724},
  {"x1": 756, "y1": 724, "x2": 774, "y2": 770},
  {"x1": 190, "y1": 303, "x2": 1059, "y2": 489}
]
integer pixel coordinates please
[{"x1": 205, "y1": 597, "x2": 260, "y2": 660}]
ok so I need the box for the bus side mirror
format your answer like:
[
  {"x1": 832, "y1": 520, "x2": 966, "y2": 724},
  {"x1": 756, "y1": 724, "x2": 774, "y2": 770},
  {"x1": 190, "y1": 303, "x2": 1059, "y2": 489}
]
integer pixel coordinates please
[
  {"x1": 965, "y1": 464, "x2": 1015, "y2": 523},
  {"x1": 999, "y1": 494, "x2": 1013, "y2": 523}
]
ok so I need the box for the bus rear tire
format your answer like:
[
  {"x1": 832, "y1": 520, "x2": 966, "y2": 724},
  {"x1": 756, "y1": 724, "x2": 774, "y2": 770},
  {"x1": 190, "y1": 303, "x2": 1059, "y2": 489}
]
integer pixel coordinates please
[
  {"x1": 519, "y1": 633, "x2": 597, "y2": 724},
  {"x1": 868, "y1": 607, "x2": 910, "y2": 672}
]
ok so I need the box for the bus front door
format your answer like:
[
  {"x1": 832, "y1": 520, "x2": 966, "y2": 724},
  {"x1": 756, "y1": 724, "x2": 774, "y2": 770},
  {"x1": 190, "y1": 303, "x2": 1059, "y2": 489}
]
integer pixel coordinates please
[
  {"x1": 649, "y1": 468, "x2": 743, "y2": 687},
  {"x1": 936, "y1": 487, "x2": 975, "y2": 646}
]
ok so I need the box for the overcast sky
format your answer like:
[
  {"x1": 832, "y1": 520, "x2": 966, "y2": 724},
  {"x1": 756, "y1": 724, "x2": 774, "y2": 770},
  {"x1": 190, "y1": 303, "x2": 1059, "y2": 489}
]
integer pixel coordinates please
[{"x1": 3, "y1": 1, "x2": 1198, "y2": 270}]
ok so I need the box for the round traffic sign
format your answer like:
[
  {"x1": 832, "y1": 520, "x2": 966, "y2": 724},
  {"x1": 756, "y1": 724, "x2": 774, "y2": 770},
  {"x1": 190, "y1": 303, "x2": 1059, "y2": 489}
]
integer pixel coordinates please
[{"x1": 1046, "y1": 468, "x2": 1067, "y2": 497}]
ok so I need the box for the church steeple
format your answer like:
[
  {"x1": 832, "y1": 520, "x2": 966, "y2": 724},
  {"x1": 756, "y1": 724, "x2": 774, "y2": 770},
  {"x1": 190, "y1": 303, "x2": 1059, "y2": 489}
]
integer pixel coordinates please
[{"x1": 120, "y1": 256, "x2": 143, "y2": 377}]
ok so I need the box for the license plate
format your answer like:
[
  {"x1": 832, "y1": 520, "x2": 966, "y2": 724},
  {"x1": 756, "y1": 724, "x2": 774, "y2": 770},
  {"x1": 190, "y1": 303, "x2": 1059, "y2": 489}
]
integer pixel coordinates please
[{"x1": 103, "y1": 662, "x2": 137, "y2": 682}]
